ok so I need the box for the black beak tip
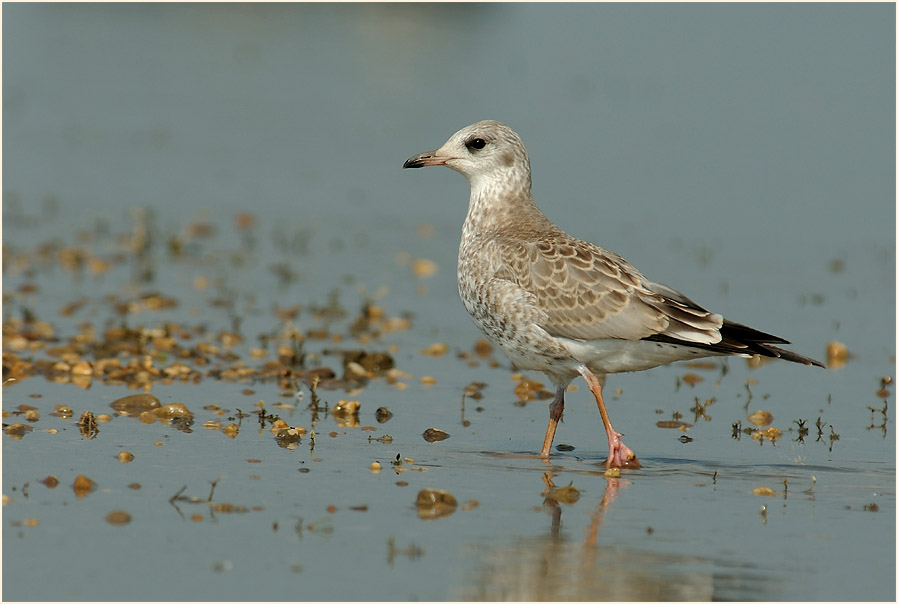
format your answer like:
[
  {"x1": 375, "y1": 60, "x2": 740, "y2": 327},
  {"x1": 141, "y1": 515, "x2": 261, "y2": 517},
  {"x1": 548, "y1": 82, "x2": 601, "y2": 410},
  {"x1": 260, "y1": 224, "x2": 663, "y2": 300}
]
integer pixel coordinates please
[{"x1": 402, "y1": 158, "x2": 421, "y2": 169}]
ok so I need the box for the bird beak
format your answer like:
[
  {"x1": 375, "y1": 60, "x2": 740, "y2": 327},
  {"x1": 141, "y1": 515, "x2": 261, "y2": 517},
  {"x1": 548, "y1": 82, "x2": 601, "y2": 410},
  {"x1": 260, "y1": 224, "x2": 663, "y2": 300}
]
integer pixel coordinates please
[{"x1": 403, "y1": 151, "x2": 451, "y2": 169}]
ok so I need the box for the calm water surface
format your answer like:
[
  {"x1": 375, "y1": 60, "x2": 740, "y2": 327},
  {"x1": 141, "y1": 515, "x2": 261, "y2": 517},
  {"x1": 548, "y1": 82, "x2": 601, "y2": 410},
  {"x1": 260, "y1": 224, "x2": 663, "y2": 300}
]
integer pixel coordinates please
[{"x1": 3, "y1": 4, "x2": 895, "y2": 601}]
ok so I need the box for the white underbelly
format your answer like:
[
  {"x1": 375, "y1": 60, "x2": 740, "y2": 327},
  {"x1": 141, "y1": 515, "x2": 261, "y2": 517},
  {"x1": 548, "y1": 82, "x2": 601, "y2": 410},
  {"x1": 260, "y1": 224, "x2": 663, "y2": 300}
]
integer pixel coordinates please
[{"x1": 564, "y1": 337, "x2": 732, "y2": 374}]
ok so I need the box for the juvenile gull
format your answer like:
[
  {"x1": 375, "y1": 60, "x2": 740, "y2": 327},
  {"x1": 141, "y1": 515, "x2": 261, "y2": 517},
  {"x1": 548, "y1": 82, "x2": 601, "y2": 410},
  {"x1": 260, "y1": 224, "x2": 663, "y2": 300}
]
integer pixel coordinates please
[{"x1": 403, "y1": 120, "x2": 823, "y2": 468}]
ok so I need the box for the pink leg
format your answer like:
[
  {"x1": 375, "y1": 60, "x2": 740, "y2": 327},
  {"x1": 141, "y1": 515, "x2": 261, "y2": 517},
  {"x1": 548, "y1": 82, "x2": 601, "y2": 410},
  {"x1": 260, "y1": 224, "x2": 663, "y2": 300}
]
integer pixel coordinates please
[
  {"x1": 578, "y1": 367, "x2": 641, "y2": 469},
  {"x1": 539, "y1": 386, "x2": 566, "y2": 458}
]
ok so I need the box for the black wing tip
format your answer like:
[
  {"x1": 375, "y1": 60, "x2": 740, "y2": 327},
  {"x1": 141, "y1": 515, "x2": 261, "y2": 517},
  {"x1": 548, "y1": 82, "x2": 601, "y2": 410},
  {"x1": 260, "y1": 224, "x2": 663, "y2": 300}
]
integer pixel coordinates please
[
  {"x1": 643, "y1": 334, "x2": 825, "y2": 368},
  {"x1": 720, "y1": 319, "x2": 790, "y2": 345},
  {"x1": 718, "y1": 320, "x2": 825, "y2": 367},
  {"x1": 764, "y1": 345, "x2": 826, "y2": 368},
  {"x1": 783, "y1": 355, "x2": 826, "y2": 369}
]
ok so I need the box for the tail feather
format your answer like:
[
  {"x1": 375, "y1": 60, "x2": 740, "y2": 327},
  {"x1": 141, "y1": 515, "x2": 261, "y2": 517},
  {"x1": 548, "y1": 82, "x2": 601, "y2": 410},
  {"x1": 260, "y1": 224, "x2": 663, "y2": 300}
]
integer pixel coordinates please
[{"x1": 644, "y1": 319, "x2": 825, "y2": 368}]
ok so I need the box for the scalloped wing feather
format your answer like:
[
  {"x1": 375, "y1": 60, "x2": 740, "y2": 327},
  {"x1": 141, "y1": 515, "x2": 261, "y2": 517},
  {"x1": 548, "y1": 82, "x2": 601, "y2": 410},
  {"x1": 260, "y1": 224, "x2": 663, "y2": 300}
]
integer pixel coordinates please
[{"x1": 491, "y1": 236, "x2": 723, "y2": 344}]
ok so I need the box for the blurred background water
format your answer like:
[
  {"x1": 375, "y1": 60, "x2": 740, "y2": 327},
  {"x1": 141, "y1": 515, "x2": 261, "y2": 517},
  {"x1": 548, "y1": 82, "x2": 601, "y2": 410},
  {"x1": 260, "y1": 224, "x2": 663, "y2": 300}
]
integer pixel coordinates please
[{"x1": 3, "y1": 3, "x2": 895, "y2": 601}]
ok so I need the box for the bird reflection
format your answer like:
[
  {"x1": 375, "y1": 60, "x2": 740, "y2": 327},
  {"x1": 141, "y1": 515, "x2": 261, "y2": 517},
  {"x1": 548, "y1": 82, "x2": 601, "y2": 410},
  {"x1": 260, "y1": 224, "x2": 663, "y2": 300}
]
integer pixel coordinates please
[{"x1": 454, "y1": 472, "x2": 719, "y2": 601}]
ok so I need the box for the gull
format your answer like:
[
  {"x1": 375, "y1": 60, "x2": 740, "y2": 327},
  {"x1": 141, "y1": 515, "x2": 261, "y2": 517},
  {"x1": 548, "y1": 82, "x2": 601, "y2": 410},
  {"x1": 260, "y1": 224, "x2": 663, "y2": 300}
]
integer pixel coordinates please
[{"x1": 403, "y1": 120, "x2": 824, "y2": 468}]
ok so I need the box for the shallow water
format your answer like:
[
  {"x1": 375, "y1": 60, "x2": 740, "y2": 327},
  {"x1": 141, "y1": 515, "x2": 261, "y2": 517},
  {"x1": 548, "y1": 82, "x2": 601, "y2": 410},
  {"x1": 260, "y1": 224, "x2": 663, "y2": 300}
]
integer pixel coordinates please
[{"x1": 3, "y1": 4, "x2": 895, "y2": 602}]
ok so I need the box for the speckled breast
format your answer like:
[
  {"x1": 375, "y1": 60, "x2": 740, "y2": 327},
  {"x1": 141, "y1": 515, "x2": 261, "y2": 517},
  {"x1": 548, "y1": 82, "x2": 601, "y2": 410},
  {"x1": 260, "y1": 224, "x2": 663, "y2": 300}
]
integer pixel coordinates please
[{"x1": 457, "y1": 245, "x2": 577, "y2": 381}]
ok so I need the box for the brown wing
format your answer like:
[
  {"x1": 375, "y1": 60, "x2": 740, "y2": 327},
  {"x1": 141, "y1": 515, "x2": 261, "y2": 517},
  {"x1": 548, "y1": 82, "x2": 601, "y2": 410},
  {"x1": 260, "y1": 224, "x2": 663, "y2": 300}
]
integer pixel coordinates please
[{"x1": 490, "y1": 235, "x2": 724, "y2": 344}]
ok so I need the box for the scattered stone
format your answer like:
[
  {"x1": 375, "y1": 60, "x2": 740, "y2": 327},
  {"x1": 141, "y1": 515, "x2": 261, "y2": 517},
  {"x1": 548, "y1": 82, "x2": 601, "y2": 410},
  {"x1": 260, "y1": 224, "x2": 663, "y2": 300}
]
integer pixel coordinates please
[
  {"x1": 342, "y1": 350, "x2": 394, "y2": 376},
  {"x1": 411, "y1": 258, "x2": 438, "y2": 278},
  {"x1": 680, "y1": 373, "x2": 703, "y2": 386},
  {"x1": 544, "y1": 483, "x2": 580, "y2": 505},
  {"x1": 420, "y1": 342, "x2": 449, "y2": 357},
  {"x1": 514, "y1": 379, "x2": 553, "y2": 401},
  {"x1": 106, "y1": 510, "x2": 132, "y2": 526},
  {"x1": 153, "y1": 402, "x2": 192, "y2": 420},
  {"x1": 5, "y1": 423, "x2": 33, "y2": 439},
  {"x1": 415, "y1": 488, "x2": 457, "y2": 519},
  {"x1": 826, "y1": 341, "x2": 849, "y2": 369},
  {"x1": 333, "y1": 399, "x2": 361, "y2": 416},
  {"x1": 422, "y1": 427, "x2": 451, "y2": 442},
  {"x1": 656, "y1": 420, "x2": 693, "y2": 430},
  {"x1": 747, "y1": 410, "x2": 774, "y2": 427},
  {"x1": 73, "y1": 474, "x2": 97, "y2": 499},
  {"x1": 275, "y1": 426, "x2": 305, "y2": 449},
  {"x1": 110, "y1": 393, "x2": 161, "y2": 414}
]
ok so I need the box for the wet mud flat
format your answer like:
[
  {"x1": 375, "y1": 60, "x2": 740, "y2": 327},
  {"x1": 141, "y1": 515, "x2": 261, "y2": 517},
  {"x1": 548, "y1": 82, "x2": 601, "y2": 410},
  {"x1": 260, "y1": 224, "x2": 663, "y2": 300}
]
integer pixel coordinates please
[{"x1": 3, "y1": 207, "x2": 895, "y2": 601}]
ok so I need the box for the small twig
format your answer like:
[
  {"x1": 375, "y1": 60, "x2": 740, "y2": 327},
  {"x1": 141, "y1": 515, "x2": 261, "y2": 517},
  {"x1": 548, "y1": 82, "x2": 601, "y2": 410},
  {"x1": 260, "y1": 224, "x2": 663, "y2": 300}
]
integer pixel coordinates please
[
  {"x1": 170, "y1": 485, "x2": 187, "y2": 504},
  {"x1": 208, "y1": 478, "x2": 220, "y2": 502}
]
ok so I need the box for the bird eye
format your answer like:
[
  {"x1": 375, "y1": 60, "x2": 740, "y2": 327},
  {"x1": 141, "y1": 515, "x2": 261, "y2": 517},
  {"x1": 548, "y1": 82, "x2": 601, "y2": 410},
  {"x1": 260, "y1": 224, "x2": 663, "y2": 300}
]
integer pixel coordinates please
[{"x1": 466, "y1": 137, "x2": 487, "y2": 150}]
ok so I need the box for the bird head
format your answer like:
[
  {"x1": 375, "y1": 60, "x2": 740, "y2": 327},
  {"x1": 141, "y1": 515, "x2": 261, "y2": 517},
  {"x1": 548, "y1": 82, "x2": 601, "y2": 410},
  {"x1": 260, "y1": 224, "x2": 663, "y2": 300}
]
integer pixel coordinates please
[{"x1": 403, "y1": 120, "x2": 532, "y2": 192}]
